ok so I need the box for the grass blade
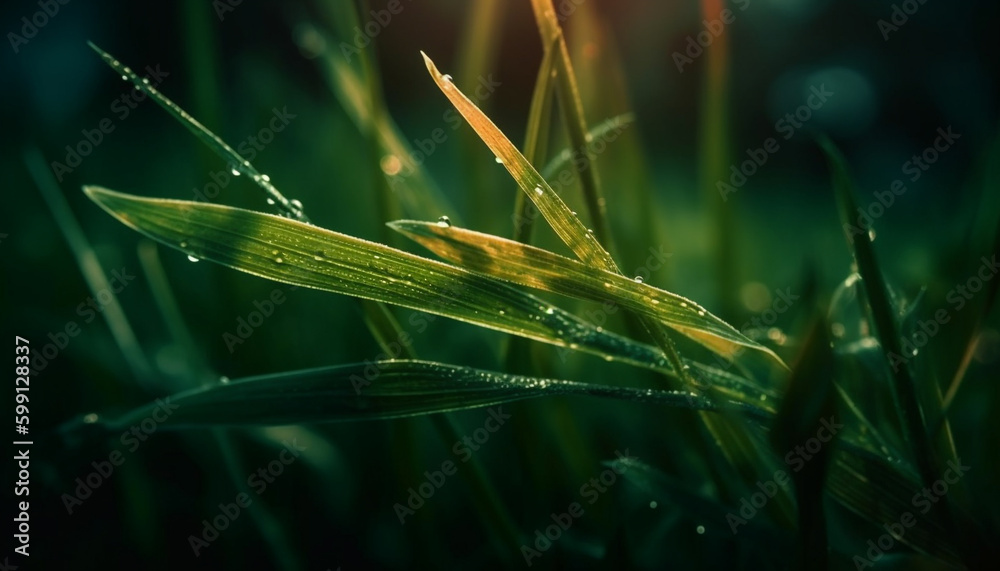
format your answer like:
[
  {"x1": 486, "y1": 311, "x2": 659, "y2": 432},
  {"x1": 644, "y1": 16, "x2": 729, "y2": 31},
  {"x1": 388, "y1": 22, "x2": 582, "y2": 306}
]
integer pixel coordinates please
[
  {"x1": 389, "y1": 219, "x2": 784, "y2": 364},
  {"x1": 87, "y1": 43, "x2": 305, "y2": 221},
  {"x1": 82, "y1": 186, "x2": 771, "y2": 410},
  {"x1": 821, "y1": 139, "x2": 943, "y2": 492},
  {"x1": 528, "y1": 0, "x2": 615, "y2": 254},
  {"x1": 821, "y1": 137, "x2": 969, "y2": 560},
  {"x1": 421, "y1": 52, "x2": 619, "y2": 272},
  {"x1": 512, "y1": 35, "x2": 559, "y2": 244},
  {"x1": 76, "y1": 360, "x2": 758, "y2": 431}
]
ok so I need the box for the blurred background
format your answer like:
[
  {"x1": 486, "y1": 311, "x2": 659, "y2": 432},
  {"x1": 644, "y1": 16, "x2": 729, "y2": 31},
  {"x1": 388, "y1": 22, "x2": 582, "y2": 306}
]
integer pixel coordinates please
[{"x1": 1, "y1": 0, "x2": 998, "y2": 568}]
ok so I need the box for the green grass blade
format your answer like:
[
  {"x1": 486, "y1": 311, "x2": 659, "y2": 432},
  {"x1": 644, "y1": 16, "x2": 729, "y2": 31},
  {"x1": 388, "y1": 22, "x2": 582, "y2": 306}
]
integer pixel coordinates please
[
  {"x1": 81, "y1": 360, "x2": 761, "y2": 431},
  {"x1": 389, "y1": 219, "x2": 784, "y2": 365},
  {"x1": 771, "y1": 313, "x2": 837, "y2": 570},
  {"x1": 87, "y1": 43, "x2": 305, "y2": 221},
  {"x1": 82, "y1": 187, "x2": 770, "y2": 408},
  {"x1": 826, "y1": 444, "x2": 960, "y2": 563},
  {"x1": 821, "y1": 139, "x2": 944, "y2": 493}
]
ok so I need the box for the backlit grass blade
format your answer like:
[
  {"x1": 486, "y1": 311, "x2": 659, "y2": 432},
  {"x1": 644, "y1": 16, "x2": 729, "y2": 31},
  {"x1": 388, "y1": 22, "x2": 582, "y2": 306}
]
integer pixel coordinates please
[
  {"x1": 76, "y1": 360, "x2": 760, "y2": 431},
  {"x1": 82, "y1": 186, "x2": 772, "y2": 412},
  {"x1": 421, "y1": 52, "x2": 618, "y2": 272},
  {"x1": 87, "y1": 43, "x2": 305, "y2": 221},
  {"x1": 389, "y1": 219, "x2": 784, "y2": 364}
]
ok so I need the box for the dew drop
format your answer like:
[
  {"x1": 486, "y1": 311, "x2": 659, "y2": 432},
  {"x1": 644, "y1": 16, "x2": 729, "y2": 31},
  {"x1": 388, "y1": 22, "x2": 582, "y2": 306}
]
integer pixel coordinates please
[
  {"x1": 649, "y1": 501, "x2": 658, "y2": 509},
  {"x1": 494, "y1": 156, "x2": 504, "y2": 164},
  {"x1": 262, "y1": 174, "x2": 272, "y2": 183},
  {"x1": 121, "y1": 75, "x2": 128, "y2": 81},
  {"x1": 83, "y1": 413, "x2": 99, "y2": 424},
  {"x1": 634, "y1": 276, "x2": 644, "y2": 284},
  {"x1": 534, "y1": 186, "x2": 543, "y2": 196},
  {"x1": 680, "y1": 302, "x2": 688, "y2": 308},
  {"x1": 696, "y1": 525, "x2": 705, "y2": 535},
  {"x1": 219, "y1": 376, "x2": 230, "y2": 384},
  {"x1": 437, "y1": 215, "x2": 452, "y2": 228},
  {"x1": 289, "y1": 199, "x2": 303, "y2": 212},
  {"x1": 545, "y1": 307, "x2": 555, "y2": 315},
  {"x1": 274, "y1": 257, "x2": 284, "y2": 264},
  {"x1": 868, "y1": 228, "x2": 877, "y2": 241},
  {"x1": 271, "y1": 250, "x2": 280, "y2": 255},
  {"x1": 313, "y1": 251, "x2": 326, "y2": 261},
  {"x1": 442, "y1": 73, "x2": 453, "y2": 82},
  {"x1": 266, "y1": 198, "x2": 276, "y2": 205},
  {"x1": 179, "y1": 241, "x2": 189, "y2": 249},
  {"x1": 595, "y1": 326, "x2": 603, "y2": 333},
  {"x1": 911, "y1": 348, "x2": 918, "y2": 356},
  {"x1": 498, "y1": 310, "x2": 505, "y2": 316},
  {"x1": 697, "y1": 310, "x2": 705, "y2": 316},
  {"x1": 187, "y1": 255, "x2": 200, "y2": 263},
  {"x1": 230, "y1": 167, "x2": 241, "y2": 176}
]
